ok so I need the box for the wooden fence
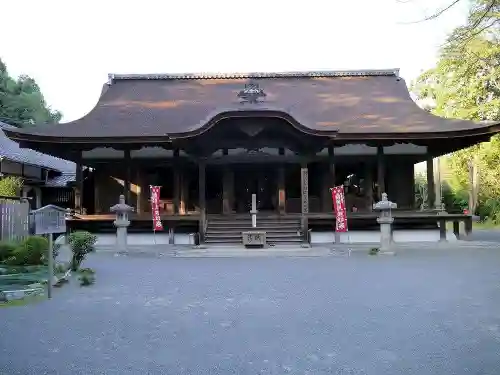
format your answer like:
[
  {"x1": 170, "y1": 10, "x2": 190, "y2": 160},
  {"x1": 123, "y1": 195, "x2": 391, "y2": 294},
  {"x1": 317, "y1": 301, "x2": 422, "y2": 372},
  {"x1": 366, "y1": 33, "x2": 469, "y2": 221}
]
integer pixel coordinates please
[{"x1": 0, "y1": 199, "x2": 30, "y2": 241}]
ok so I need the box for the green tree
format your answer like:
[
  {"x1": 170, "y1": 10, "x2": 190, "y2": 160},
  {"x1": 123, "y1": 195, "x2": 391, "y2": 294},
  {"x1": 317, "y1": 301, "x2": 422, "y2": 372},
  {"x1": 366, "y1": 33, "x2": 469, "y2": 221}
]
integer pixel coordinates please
[
  {"x1": 404, "y1": 0, "x2": 499, "y2": 48},
  {"x1": 0, "y1": 59, "x2": 61, "y2": 127},
  {"x1": 412, "y1": 8, "x2": 500, "y2": 220},
  {"x1": 0, "y1": 176, "x2": 23, "y2": 197}
]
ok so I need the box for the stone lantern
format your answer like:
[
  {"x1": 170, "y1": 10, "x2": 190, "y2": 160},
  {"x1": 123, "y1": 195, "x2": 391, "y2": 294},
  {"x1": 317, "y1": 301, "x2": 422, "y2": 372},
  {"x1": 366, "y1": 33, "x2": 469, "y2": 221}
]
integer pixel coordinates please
[
  {"x1": 110, "y1": 195, "x2": 134, "y2": 253},
  {"x1": 373, "y1": 193, "x2": 397, "y2": 253}
]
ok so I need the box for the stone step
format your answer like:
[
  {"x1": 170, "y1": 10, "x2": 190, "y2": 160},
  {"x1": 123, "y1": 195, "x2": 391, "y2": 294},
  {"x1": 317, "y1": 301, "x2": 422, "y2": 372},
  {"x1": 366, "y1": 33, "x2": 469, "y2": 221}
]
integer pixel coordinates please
[
  {"x1": 207, "y1": 222, "x2": 300, "y2": 228},
  {"x1": 206, "y1": 215, "x2": 302, "y2": 245},
  {"x1": 206, "y1": 228, "x2": 300, "y2": 234},
  {"x1": 205, "y1": 237, "x2": 302, "y2": 244},
  {"x1": 208, "y1": 220, "x2": 301, "y2": 226},
  {"x1": 208, "y1": 214, "x2": 301, "y2": 219},
  {"x1": 206, "y1": 232, "x2": 301, "y2": 239}
]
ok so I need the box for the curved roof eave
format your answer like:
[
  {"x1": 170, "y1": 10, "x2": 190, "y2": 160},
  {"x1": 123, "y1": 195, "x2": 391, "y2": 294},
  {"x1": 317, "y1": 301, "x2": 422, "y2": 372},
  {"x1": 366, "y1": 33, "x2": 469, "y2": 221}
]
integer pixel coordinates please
[
  {"x1": 3, "y1": 71, "x2": 500, "y2": 143},
  {"x1": 166, "y1": 109, "x2": 339, "y2": 139},
  {"x1": 4, "y1": 120, "x2": 499, "y2": 145}
]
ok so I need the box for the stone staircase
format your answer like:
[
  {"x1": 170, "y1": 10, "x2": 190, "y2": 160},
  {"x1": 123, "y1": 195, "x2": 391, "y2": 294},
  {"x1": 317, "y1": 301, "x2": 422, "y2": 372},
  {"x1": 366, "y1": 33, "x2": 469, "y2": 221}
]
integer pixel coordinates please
[{"x1": 205, "y1": 214, "x2": 303, "y2": 245}]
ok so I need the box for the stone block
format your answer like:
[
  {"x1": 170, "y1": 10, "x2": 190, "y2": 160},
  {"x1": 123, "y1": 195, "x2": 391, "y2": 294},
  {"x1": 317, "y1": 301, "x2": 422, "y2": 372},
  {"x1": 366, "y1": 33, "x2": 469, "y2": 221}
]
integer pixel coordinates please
[{"x1": 242, "y1": 231, "x2": 266, "y2": 247}]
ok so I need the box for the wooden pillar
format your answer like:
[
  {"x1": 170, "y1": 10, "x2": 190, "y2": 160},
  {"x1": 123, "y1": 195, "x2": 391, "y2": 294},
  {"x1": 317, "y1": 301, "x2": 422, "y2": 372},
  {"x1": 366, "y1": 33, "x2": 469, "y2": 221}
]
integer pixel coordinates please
[
  {"x1": 74, "y1": 153, "x2": 83, "y2": 214},
  {"x1": 172, "y1": 149, "x2": 180, "y2": 214},
  {"x1": 300, "y1": 162, "x2": 309, "y2": 243},
  {"x1": 278, "y1": 166, "x2": 286, "y2": 214},
  {"x1": 364, "y1": 163, "x2": 373, "y2": 211},
  {"x1": 434, "y1": 157, "x2": 442, "y2": 209},
  {"x1": 173, "y1": 168, "x2": 180, "y2": 214},
  {"x1": 377, "y1": 146, "x2": 385, "y2": 200},
  {"x1": 198, "y1": 161, "x2": 206, "y2": 243},
  {"x1": 321, "y1": 146, "x2": 336, "y2": 212},
  {"x1": 94, "y1": 169, "x2": 100, "y2": 214},
  {"x1": 179, "y1": 172, "x2": 189, "y2": 215},
  {"x1": 136, "y1": 168, "x2": 143, "y2": 214},
  {"x1": 124, "y1": 150, "x2": 131, "y2": 204},
  {"x1": 426, "y1": 155, "x2": 435, "y2": 209},
  {"x1": 222, "y1": 167, "x2": 234, "y2": 214}
]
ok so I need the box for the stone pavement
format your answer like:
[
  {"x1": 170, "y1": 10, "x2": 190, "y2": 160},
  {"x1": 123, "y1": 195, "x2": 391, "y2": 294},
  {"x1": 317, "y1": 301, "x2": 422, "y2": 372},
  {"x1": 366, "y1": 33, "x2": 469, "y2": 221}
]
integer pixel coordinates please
[
  {"x1": 91, "y1": 240, "x2": 500, "y2": 258},
  {"x1": 1, "y1": 245, "x2": 500, "y2": 374}
]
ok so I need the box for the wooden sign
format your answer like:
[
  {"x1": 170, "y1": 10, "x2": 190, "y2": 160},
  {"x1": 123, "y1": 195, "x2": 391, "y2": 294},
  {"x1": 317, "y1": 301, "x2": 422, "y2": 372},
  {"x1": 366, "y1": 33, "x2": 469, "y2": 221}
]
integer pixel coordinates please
[{"x1": 301, "y1": 168, "x2": 309, "y2": 214}]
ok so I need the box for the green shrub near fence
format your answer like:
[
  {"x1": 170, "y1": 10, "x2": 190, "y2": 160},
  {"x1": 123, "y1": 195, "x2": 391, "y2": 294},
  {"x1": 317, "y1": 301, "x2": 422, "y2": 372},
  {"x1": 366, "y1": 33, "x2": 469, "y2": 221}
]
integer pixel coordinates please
[
  {"x1": 0, "y1": 236, "x2": 49, "y2": 266},
  {"x1": 0, "y1": 242, "x2": 18, "y2": 263}
]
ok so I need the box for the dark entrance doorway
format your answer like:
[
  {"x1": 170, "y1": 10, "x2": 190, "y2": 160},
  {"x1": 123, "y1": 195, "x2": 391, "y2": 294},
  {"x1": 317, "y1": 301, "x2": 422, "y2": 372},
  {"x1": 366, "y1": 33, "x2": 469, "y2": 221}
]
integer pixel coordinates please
[{"x1": 234, "y1": 165, "x2": 277, "y2": 213}]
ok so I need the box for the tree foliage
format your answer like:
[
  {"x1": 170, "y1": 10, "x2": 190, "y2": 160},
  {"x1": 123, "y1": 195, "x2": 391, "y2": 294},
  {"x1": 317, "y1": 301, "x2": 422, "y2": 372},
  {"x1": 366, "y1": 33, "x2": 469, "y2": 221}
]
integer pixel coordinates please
[
  {"x1": 0, "y1": 59, "x2": 61, "y2": 127},
  {"x1": 412, "y1": 0, "x2": 500, "y2": 221},
  {"x1": 406, "y1": 0, "x2": 499, "y2": 46},
  {"x1": 0, "y1": 177, "x2": 23, "y2": 197}
]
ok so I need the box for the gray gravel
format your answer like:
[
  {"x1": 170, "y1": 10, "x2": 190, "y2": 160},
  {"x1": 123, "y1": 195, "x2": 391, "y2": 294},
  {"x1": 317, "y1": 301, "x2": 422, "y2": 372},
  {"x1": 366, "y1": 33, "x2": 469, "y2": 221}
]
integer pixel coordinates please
[{"x1": 2, "y1": 247, "x2": 500, "y2": 374}]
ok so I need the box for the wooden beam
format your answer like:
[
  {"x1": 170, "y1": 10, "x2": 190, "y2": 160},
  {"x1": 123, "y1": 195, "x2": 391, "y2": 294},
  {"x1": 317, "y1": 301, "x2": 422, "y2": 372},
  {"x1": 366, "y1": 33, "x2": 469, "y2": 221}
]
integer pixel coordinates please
[
  {"x1": 222, "y1": 167, "x2": 234, "y2": 214},
  {"x1": 198, "y1": 161, "x2": 206, "y2": 243},
  {"x1": 124, "y1": 149, "x2": 131, "y2": 203},
  {"x1": 364, "y1": 162, "x2": 373, "y2": 211},
  {"x1": 173, "y1": 167, "x2": 180, "y2": 214},
  {"x1": 136, "y1": 168, "x2": 143, "y2": 214},
  {"x1": 278, "y1": 166, "x2": 286, "y2": 214},
  {"x1": 426, "y1": 155, "x2": 435, "y2": 209},
  {"x1": 75, "y1": 152, "x2": 83, "y2": 214},
  {"x1": 377, "y1": 146, "x2": 385, "y2": 200}
]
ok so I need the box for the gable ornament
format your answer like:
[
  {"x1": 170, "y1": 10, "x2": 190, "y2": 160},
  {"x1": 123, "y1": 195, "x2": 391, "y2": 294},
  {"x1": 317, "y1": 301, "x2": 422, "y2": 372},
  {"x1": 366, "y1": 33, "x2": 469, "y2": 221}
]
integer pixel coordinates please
[{"x1": 237, "y1": 83, "x2": 266, "y2": 104}]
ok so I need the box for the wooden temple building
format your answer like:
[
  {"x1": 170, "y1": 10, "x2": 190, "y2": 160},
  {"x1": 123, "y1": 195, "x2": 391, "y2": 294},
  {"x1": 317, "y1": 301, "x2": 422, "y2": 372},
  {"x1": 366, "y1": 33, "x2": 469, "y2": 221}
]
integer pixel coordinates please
[{"x1": 4, "y1": 69, "x2": 500, "y2": 244}]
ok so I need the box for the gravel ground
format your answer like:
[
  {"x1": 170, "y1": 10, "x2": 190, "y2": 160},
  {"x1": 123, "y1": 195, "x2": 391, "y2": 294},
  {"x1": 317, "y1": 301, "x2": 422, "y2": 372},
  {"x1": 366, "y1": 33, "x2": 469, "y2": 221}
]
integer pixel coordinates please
[{"x1": 1, "y1": 247, "x2": 500, "y2": 375}]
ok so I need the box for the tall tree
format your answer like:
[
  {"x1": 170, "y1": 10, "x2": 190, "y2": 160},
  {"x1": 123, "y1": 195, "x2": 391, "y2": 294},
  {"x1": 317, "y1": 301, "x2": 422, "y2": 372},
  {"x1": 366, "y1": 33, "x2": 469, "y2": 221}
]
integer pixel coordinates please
[
  {"x1": 0, "y1": 59, "x2": 61, "y2": 127},
  {"x1": 412, "y1": 25, "x2": 500, "y2": 218},
  {"x1": 403, "y1": 0, "x2": 499, "y2": 48}
]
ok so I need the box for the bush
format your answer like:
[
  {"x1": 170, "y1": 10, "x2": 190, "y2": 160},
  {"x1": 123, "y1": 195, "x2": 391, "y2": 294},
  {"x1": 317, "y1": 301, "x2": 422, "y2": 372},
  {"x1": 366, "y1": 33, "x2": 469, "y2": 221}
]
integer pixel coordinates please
[
  {"x1": 478, "y1": 198, "x2": 500, "y2": 224},
  {"x1": 5, "y1": 236, "x2": 49, "y2": 265},
  {"x1": 0, "y1": 176, "x2": 23, "y2": 197},
  {"x1": 369, "y1": 247, "x2": 380, "y2": 256},
  {"x1": 78, "y1": 267, "x2": 95, "y2": 286},
  {"x1": 0, "y1": 241, "x2": 18, "y2": 263},
  {"x1": 54, "y1": 263, "x2": 68, "y2": 274},
  {"x1": 68, "y1": 231, "x2": 97, "y2": 271}
]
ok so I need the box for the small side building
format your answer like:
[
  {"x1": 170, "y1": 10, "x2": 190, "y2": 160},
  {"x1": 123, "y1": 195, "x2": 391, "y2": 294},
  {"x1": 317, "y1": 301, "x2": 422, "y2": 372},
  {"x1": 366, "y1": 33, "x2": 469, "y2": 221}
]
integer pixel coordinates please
[{"x1": 0, "y1": 122, "x2": 76, "y2": 209}]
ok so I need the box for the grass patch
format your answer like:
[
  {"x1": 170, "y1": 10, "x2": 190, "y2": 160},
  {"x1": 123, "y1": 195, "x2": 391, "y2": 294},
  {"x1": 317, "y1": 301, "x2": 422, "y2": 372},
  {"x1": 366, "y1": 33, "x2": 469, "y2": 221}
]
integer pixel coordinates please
[{"x1": 0, "y1": 294, "x2": 46, "y2": 308}]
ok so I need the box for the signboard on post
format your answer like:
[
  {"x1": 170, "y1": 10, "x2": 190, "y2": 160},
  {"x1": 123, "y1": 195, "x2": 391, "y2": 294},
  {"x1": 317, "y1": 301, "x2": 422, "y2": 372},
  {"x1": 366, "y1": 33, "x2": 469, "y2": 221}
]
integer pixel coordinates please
[
  {"x1": 31, "y1": 205, "x2": 68, "y2": 300},
  {"x1": 32, "y1": 205, "x2": 67, "y2": 235},
  {"x1": 331, "y1": 186, "x2": 348, "y2": 233}
]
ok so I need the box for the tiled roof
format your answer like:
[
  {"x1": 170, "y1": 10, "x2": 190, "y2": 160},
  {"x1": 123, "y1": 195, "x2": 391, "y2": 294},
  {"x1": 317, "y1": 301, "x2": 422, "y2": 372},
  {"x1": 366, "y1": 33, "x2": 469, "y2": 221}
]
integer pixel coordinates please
[
  {"x1": 0, "y1": 122, "x2": 76, "y2": 173},
  {"x1": 108, "y1": 69, "x2": 400, "y2": 82},
  {"x1": 3, "y1": 69, "x2": 499, "y2": 141},
  {"x1": 45, "y1": 172, "x2": 75, "y2": 187}
]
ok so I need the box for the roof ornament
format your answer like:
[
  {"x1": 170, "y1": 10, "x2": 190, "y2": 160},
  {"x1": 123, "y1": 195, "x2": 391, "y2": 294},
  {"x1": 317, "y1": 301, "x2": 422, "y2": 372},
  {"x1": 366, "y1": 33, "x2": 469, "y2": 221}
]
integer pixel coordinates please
[{"x1": 237, "y1": 83, "x2": 266, "y2": 104}]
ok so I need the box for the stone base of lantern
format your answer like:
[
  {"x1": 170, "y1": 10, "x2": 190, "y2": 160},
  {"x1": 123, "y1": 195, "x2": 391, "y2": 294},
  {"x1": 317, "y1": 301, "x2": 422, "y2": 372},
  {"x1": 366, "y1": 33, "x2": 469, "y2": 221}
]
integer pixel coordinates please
[
  {"x1": 376, "y1": 216, "x2": 395, "y2": 254},
  {"x1": 114, "y1": 224, "x2": 130, "y2": 253}
]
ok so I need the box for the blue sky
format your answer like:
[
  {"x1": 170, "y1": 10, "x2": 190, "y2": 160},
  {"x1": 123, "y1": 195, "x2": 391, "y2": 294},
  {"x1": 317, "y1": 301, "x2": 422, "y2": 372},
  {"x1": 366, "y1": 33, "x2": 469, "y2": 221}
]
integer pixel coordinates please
[{"x1": 2, "y1": 0, "x2": 469, "y2": 122}]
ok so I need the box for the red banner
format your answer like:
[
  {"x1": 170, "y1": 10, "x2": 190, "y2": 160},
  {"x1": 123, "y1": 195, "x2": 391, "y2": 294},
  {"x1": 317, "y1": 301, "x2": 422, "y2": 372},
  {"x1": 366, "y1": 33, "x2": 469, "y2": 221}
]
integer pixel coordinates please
[
  {"x1": 331, "y1": 185, "x2": 348, "y2": 233},
  {"x1": 150, "y1": 185, "x2": 163, "y2": 231}
]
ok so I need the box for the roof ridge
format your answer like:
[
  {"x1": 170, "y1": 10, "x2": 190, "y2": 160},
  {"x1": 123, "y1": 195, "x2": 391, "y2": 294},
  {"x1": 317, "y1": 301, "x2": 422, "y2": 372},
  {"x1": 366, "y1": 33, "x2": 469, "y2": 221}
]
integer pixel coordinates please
[{"x1": 108, "y1": 69, "x2": 400, "y2": 82}]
